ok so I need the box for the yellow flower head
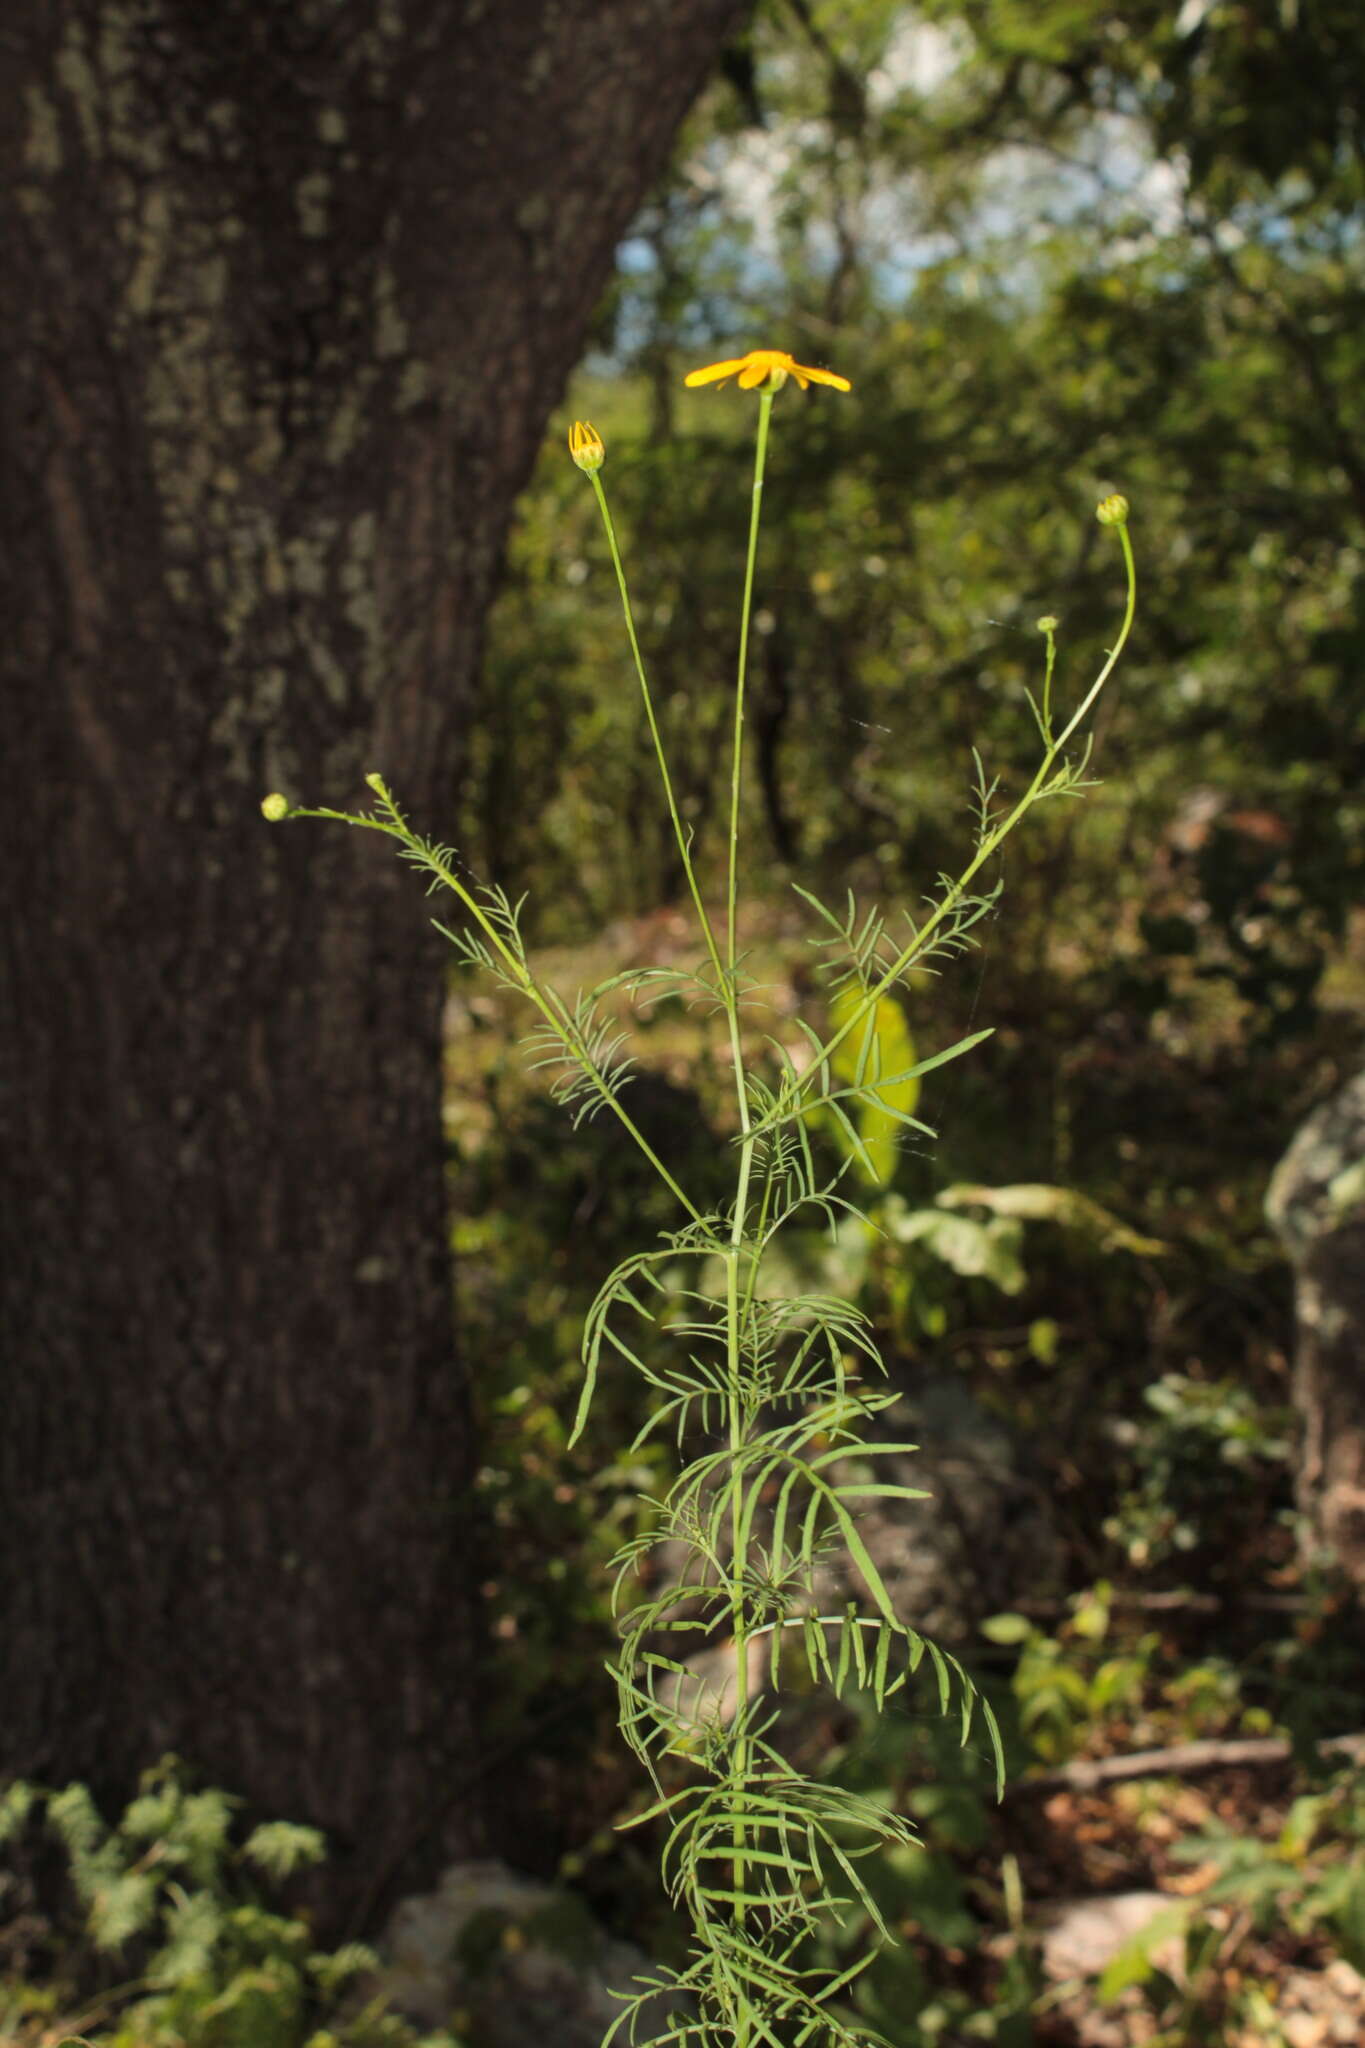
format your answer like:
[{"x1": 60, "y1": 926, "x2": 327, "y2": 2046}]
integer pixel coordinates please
[
  {"x1": 683, "y1": 349, "x2": 851, "y2": 395},
  {"x1": 568, "y1": 419, "x2": 605, "y2": 472}
]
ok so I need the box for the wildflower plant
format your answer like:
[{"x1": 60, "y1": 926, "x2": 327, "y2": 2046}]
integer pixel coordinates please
[{"x1": 263, "y1": 345, "x2": 1135, "y2": 2048}]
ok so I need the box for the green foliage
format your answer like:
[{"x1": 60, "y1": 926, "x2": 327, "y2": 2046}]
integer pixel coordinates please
[
  {"x1": 488, "y1": 0, "x2": 1365, "y2": 1110},
  {"x1": 1104, "y1": 1370, "x2": 1294, "y2": 1570},
  {"x1": 0, "y1": 1762, "x2": 456, "y2": 2048},
  {"x1": 784, "y1": 1687, "x2": 1036, "y2": 2047},
  {"x1": 983, "y1": 1565, "x2": 1314, "y2": 1769},
  {"x1": 1177, "y1": 1769, "x2": 1365, "y2": 1971},
  {"x1": 986, "y1": 1605, "x2": 1159, "y2": 1767},
  {"x1": 1088, "y1": 1760, "x2": 1365, "y2": 2040}
]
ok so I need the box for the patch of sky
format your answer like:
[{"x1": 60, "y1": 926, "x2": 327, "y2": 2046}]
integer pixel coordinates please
[{"x1": 592, "y1": 8, "x2": 1334, "y2": 374}]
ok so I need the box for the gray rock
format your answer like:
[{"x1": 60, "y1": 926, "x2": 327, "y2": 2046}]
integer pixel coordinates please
[
  {"x1": 645, "y1": 1381, "x2": 1064, "y2": 1716},
  {"x1": 807, "y1": 1381, "x2": 1067, "y2": 1643},
  {"x1": 1039, "y1": 1889, "x2": 1187, "y2": 1982},
  {"x1": 670, "y1": 1633, "x2": 766, "y2": 1731},
  {"x1": 1267, "y1": 1070, "x2": 1365, "y2": 1581},
  {"x1": 377, "y1": 1859, "x2": 683, "y2": 2048}
]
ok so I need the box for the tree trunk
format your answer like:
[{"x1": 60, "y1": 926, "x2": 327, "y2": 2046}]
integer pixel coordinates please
[
  {"x1": 0, "y1": 0, "x2": 746, "y2": 1924},
  {"x1": 1267, "y1": 1069, "x2": 1365, "y2": 1586}
]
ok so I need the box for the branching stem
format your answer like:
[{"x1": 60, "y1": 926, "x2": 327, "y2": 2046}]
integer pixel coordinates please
[
  {"x1": 775, "y1": 520, "x2": 1137, "y2": 1107},
  {"x1": 288, "y1": 791, "x2": 705, "y2": 1226}
]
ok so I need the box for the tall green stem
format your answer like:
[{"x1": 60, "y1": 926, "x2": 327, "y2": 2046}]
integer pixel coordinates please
[
  {"x1": 728, "y1": 390, "x2": 774, "y2": 976},
  {"x1": 720, "y1": 390, "x2": 776, "y2": 2019}
]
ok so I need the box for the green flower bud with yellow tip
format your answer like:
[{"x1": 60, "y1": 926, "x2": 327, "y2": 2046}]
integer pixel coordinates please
[
  {"x1": 1096, "y1": 493, "x2": 1130, "y2": 528},
  {"x1": 568, "y1": 420, "x2": 605, "y2": 473},
  {"x1": 261, "y1": 792, "x2": 290, "y2": 822}
]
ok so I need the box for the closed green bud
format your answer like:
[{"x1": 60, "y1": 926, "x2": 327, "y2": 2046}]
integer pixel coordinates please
[
  {"x1": 261, "y1": 792, "x2": 290, "y2": 822},
  {"x1": 1036, "y1": 614, "x2": 1059, "y2": 634},
  {"x1": 568, "y1": 420, "x2": 605, "y2": 473},
  {"x1": 1096, "y1": 493, "x2": 1130, "y2": 527}
]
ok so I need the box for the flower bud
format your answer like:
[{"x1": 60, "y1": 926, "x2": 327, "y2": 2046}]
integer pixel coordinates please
[
  {"x1": 568, "y1": 420, "x2": 605, "y2": 473},
  {"x1": 261, "y1": 792, "x2": 290, "y2": 822},
  {"x1": 1096, "y1": 493, "x2": 1130, "y2": 527},
  {"x1": 1035, "y1": 614, "x2": 1059, "y2": 634}
]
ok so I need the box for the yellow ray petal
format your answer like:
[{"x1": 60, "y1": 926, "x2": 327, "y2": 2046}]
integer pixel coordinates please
[
  {"x1": 799, "y1": 365, "x2": 852, "y2": 391},
  {"x1": 683, "y1": 357, "x2": 753, "y2": 387}
]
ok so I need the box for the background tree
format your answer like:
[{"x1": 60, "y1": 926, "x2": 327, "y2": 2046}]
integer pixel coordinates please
[{"x1": 0, "y1": 0, "x2": 749, "y2": 1924}]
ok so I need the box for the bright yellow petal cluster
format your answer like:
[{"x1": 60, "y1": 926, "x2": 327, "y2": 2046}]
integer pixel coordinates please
[
  {"x1": 683, "y1": 348, "x2": 851, "y2": 394},
  {"x1": 568, "y1": 419, "x2": 605, "y2": 472}
]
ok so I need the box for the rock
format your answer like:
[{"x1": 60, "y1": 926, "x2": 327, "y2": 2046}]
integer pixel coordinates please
[
  {"x1": 1323, "y1": 1957, "x2": 1365, "y2": 1999},
  {"x1": 807, "y1": 1380, "x2": 1067, "y2": 1643},
  {"x1": 672, "y1": 1633, "x2": 767, "y2": 1731},
  {"x1": 1279, "y1": 1958, "x2": 1365, "y2": 2045},
  {"x1": 377, "y1": 1859, "x2": 684, "y2": 2048},
  {"x1": 1267, "y1": 1069, "x2": 1365, "y2": 1581},
  {"x1": 639, "y1": 1379, "x2": 1064, "y2": 1739},
  {"x1": 1038, "y1": 1890, "x2": 1185, "y2": 1982}
]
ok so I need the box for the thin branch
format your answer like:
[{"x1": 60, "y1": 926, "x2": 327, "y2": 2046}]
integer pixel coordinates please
[{"x1": 1007, "y1": 1731, "x2": 1365, "y2": 1803}]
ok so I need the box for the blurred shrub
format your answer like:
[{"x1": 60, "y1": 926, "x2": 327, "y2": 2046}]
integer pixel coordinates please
[{"x1": 0, "y1": 1763, "x2": 458, "y2": 2048}]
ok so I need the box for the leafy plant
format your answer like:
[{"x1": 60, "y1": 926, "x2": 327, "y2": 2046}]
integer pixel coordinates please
[
  {"x1": 1104, "y1": 1370, "x2": 1294, "y2": 1570},
  {"x1": 263, "y1": 353, "x2": 1133, "y2": 2048},
  {"x1": 1091, "y1": 1759, "x2": 1365, "y2": 2044},
  {"x1": 1181, "y1": 1768, "x2": 1365, "y2": 1973},
  {"x1": 0, "y1": 1763, "x2": 455, "y2": 2048},
  {"x1": 982, "y1": 1589, "x2": 1158, "y2": 1766}
]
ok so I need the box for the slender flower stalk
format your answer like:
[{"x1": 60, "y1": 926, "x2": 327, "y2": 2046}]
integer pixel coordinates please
[
  {"x1": 573, "y1": 428, "x2": 727, "y2": 999},
  {"x1": 680, "y1": 354, "x2": 848, "y2": 2008},
  {"x1": 719, "y1": 389, "x2": 772, "y2": 1966},
  {"x1": 727, "y1": 389, "x2": 773, "y2": 981}
]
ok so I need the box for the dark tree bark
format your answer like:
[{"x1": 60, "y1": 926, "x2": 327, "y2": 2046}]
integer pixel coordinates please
[
  {"x1": 1267, "y1": 1069, "x2": 1365, "y2": 1587},
  {"x1": 0, "y1": 0, "x2": 747, "y2": 1922}
]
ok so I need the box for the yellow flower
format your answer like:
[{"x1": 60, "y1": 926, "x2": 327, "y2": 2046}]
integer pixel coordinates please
[
  {"x1": 568, "y1": 419, "x2": 605, "y2": 472},
  {"x1": 683, "y1": 349, "x2": 851, "y2": 394}
]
